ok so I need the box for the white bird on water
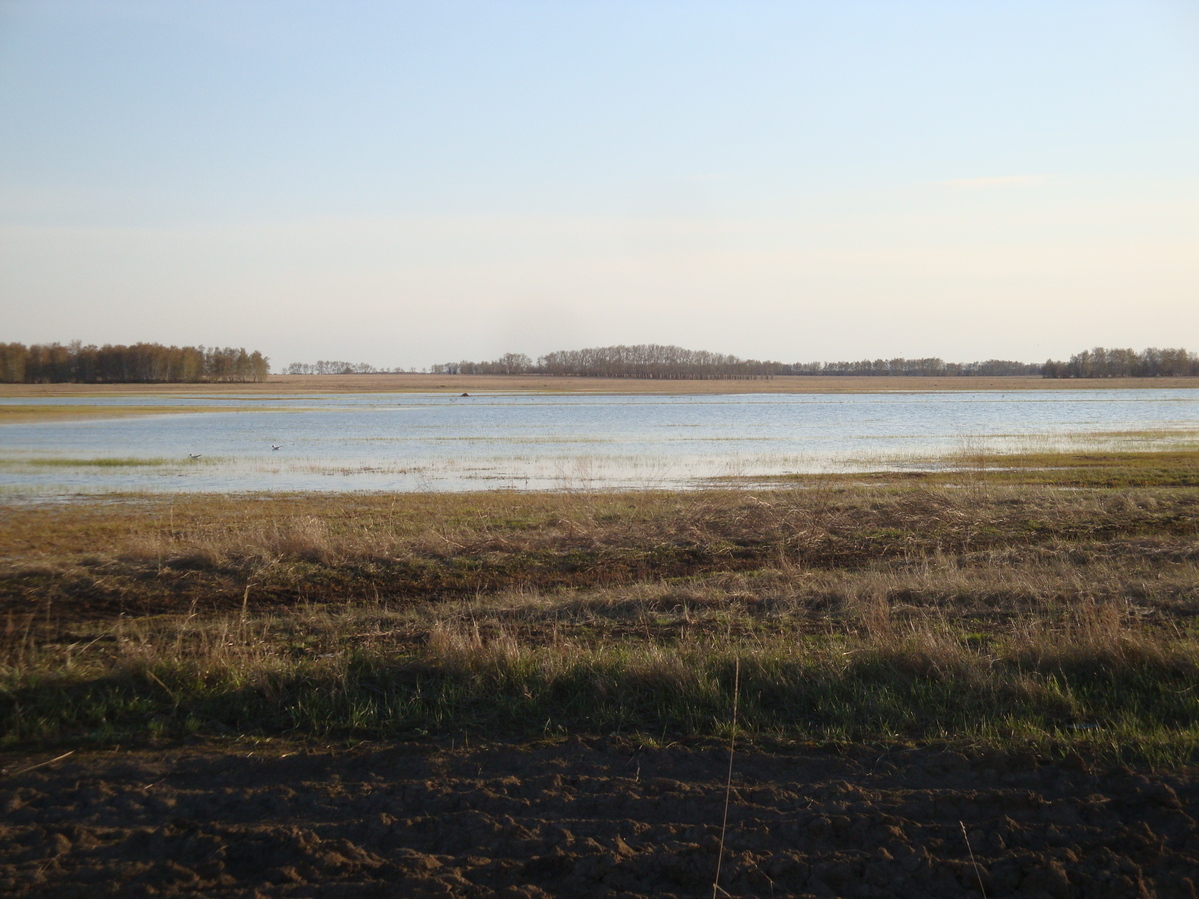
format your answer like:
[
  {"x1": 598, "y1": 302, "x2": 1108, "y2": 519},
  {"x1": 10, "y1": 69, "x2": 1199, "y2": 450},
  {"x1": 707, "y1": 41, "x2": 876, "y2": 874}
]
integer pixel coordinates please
[{"x1": 272, "y1": 444, "x2": 282, "y2": 450}]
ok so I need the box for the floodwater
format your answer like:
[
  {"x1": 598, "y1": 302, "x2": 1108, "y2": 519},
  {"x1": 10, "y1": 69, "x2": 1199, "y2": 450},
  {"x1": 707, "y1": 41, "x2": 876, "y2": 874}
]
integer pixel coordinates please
[{"x1": 1, "y1": 390, "x2": 1197, "y2": 497}]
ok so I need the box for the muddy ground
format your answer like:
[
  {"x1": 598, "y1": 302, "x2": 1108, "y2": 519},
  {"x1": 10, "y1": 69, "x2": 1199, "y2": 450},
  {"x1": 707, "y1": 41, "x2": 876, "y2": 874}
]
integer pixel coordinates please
[{"x1": 2, "y1": 738, "x2": 1197, "y2": 898}]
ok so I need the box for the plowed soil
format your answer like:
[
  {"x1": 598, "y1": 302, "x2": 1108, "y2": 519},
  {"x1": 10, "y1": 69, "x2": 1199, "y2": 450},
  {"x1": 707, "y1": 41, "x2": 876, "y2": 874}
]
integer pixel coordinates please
[{"x1": 3, "y1": 739, "x2": 1197, "y2": 898}]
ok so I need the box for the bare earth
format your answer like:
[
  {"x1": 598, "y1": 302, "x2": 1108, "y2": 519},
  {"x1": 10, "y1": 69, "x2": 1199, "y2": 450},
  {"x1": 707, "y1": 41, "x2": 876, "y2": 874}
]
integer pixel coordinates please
[{"x1": 2, "y1": 738, "x2": 1196, "y2": 898}]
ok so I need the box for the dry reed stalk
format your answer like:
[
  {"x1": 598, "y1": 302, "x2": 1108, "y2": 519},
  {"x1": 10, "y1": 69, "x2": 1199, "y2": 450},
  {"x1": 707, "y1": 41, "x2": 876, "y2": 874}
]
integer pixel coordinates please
[
  {"x1": 960, "y1": 821, "x2": 988, "y2": 898},
  {"x1": 712, "y1": 656, "x2": 740, "y2": 899},
  {"x1": 3, "y1": 750, "x2": 75, "y2": 777}
]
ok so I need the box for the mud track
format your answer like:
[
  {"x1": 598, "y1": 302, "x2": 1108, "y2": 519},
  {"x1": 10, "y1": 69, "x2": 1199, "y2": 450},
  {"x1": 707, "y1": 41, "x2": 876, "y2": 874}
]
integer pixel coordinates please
[{"x1": 2, "y1": 739, "x2": 1197, "y2": 897}]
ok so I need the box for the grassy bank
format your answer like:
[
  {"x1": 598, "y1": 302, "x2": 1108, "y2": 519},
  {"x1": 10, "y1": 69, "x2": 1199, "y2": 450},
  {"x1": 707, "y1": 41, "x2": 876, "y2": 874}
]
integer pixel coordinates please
[{"x1": 2, "y1": 451, "x2": 1198, "y2": 761}]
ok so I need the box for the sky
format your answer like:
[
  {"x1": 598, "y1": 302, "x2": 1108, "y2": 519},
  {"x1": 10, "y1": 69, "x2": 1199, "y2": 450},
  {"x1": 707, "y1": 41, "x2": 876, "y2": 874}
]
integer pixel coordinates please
[{"x1": 1, "y1": 1, "x2": 1197, "y2": 371}]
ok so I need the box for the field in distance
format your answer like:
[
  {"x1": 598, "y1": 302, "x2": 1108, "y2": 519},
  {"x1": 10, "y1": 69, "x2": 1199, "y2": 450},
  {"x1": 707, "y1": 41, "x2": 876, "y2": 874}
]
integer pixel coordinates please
[{"x1": 4, "y1": 372, "x2": 1199, "y2": 398}]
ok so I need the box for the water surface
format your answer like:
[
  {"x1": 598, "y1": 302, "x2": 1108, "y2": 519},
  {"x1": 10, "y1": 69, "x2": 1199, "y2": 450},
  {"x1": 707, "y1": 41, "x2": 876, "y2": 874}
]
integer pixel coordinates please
[{"x1": 1, "y1": 390, "x2": 1196, "y2": 497}]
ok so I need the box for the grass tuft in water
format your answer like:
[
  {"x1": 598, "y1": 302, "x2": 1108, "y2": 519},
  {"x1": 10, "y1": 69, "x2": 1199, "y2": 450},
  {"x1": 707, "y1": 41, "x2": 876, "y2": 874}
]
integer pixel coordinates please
[{"x1": 35, "y1": 457, "x2": 177, "y2": 468}]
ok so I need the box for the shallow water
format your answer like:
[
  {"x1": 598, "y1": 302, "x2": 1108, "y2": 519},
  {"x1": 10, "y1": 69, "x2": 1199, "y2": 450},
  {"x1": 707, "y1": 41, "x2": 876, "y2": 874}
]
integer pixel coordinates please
[{"x1": 1, "y1": 390, "x2": 1197, "y2": 496}]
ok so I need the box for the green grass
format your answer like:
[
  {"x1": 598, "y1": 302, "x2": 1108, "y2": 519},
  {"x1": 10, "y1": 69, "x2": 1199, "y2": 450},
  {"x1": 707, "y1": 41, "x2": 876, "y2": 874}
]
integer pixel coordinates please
[
  {"x1": 959, "y1": 450, "x2": 1199, "y2": 488},
  {"x1": 748, "y1": 449, "x2": 1199, "y2": 489},
  {"x1": 5, "y1": 629, "x2": 1197, "y2": 764},
  {"x1": 0, "y1": 455, "x2": 228, "y2": 471},
  {"x1": 17, "y1": 456, "x2": 176, "y2": 468}
]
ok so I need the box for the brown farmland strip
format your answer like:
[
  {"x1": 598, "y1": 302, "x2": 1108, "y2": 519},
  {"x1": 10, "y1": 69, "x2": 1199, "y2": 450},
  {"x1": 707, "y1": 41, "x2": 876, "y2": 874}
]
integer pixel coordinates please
[{"x1": 4, "y1": 372, "x2": 1199, "y2": 398}]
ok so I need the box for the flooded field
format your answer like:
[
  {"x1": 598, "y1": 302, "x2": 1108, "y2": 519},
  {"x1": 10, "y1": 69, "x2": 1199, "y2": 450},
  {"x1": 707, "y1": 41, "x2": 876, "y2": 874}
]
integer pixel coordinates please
[
  {"x1": 1, "y1": 389, "x2": 1197, "y2": 496},
  {"x1": 4, "y1": 395, "x2": 1199, "y2": 898}
]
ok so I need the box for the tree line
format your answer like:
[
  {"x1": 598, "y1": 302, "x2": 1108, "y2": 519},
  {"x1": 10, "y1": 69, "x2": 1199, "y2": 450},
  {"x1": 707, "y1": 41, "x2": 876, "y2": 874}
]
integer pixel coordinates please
[
  {"x1": 1041, "y1": 347, "x2": 1199, "y2": 378},
  {"x1": 431, "y1": 345, "x2": 1047, "y2": 380},
  {"x1": 268, "y1": 343, "x2": 1199, "y2": 382},
  {"x1": 787, "y1": 357, "x2": 1041, "y2": 377},
  {"x1": 284, "y1": 361, "x2": 381, "y2": 375},
  {"x1": 0, "y1": 342, "x2": 269, "y2": 383},
  {"x1": 434, "y1": 345, "x2": 779, "y2": 379}
]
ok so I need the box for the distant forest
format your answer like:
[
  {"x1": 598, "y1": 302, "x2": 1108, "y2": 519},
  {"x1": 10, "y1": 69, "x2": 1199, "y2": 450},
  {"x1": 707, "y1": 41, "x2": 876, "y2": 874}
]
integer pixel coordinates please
[
  {"x1": 284, "y1": 360, "x2": 382, "y2": 375},
  {"x1": 1042, "y1": 347, "x2": 1199, "y2": 378},
  {"x1": 430, "y1": 345, "x2": 1199, "y2": 380},
  {"x1": 0, "y1": 342, "x2": 269, "y2": 383}
]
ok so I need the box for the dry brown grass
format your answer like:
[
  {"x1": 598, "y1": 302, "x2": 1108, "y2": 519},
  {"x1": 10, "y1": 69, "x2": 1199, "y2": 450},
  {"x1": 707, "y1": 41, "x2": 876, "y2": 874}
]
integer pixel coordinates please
[
  {"x1": 4, "y1": 481, "x2": 1198, "y2": 623},
  {"x1": 3, "y1": 462, "x2": 1198, "y2": 754},
  {"x1": 5, "y1": 373, "x2": 1199, "y2": 399},
  {"x1": 4, "y1": 569, "x2": 1196, "y2": 756},
  {"x1": 0, "y1": 404, "x2": 246, "y2": 423}
]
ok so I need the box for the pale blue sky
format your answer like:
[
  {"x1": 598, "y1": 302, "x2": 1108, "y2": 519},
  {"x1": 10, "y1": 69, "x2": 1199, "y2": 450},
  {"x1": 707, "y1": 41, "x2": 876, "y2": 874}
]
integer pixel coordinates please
[{"x1": 2, "y1": 1, "x2": 1197, "y2": 370}]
